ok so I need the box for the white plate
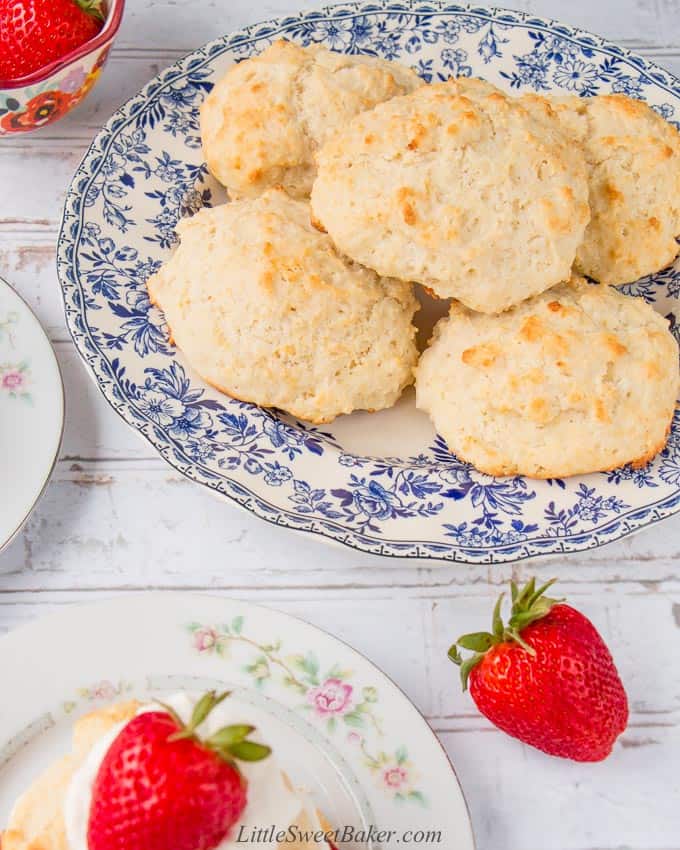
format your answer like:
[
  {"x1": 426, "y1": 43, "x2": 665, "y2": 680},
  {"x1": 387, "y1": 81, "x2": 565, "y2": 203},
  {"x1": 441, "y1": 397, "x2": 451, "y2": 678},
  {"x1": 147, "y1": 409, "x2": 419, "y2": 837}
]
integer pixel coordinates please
[
  {"x1": 0, "y1": 276, "x2": 64, "y2": 552},
  {"x1": 57, "y1": 1, "x2": 680, "y2": 562},
  {"x1": 0, "y1": 595, "x2": 474, "y2": 849}
]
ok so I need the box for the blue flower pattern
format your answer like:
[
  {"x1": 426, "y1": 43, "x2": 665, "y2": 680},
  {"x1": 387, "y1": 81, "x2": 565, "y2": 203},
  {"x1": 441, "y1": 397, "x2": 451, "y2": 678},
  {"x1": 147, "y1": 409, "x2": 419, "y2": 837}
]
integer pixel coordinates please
[{"x1": 58, "y1": 2, "x2": 680, "y2": 562}]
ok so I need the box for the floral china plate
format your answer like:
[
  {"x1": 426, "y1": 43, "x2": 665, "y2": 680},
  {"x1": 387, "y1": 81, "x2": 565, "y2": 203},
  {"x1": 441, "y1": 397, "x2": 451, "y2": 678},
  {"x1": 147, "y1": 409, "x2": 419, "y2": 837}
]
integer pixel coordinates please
[
  {"x1": 57, "y1": 1, "x2": 680, "y2": 562},
  {"x1": 0, "y1": 594, "x2": 474, "y2": 849},
  {"x1": 0, "y1": 277, "x2": 64, "y2": 552}
]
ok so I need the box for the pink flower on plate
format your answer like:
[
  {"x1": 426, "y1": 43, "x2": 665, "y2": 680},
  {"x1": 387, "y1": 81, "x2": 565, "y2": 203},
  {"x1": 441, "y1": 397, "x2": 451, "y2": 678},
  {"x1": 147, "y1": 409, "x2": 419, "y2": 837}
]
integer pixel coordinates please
[
  {"x1": 383, "y1": 765, "x2": 409, "y2": 790},
  {"x1": 89, "y1": 680, "x2": 117, "y2": 700},
  {"x1": 2, "y1": 371, "x2": 24, "y2": 390},
  {"x1": 347, "y1": 731, "x2": 363, "y2": 746},
  {"x1": 307, "y1": 678, "x2": 353, "y2": 717},
  {"x1": 193, "y1": 626, "x2": 219, "y2": 653}
]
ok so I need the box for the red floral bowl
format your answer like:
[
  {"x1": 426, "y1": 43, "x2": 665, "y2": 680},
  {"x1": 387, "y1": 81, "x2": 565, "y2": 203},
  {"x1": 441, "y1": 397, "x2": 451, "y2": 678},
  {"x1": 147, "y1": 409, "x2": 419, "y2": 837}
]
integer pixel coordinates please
[{"x1": 0, "y1": 0, "x2": 125, "y2": 134}]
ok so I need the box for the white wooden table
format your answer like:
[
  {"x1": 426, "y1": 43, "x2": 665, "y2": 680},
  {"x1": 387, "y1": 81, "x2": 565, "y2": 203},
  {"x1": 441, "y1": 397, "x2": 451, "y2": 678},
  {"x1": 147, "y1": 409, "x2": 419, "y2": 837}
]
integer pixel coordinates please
[{"x1": 1, "y1": 1, "x2": 680, "y2": 848}]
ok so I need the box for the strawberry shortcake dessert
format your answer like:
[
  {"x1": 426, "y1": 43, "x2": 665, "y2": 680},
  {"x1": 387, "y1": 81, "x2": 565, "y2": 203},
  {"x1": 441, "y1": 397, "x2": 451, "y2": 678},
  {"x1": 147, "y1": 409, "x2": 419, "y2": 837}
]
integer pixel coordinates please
[{"x1": 3, "y1": 691, "x2": 337, "y2": 849}]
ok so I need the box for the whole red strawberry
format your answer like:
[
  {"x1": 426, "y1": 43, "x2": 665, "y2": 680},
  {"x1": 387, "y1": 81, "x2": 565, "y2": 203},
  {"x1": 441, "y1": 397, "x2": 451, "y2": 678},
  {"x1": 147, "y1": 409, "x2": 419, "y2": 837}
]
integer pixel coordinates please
[
  {"x1": 88, "y1": 691, "x2": 271, "y2": 850},
  {"x1": 449, "y1": 578, "x2": 628, "y2": 762},
  {"x1": 0, "y1": 0, "x2": 103, "y2": 81}
]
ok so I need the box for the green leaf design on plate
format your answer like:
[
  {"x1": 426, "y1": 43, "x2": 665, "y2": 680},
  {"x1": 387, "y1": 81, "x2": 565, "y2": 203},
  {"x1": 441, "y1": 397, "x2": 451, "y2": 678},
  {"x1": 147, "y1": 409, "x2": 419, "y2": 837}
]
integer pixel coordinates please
[{"x1": 343, "y1": 711, "x2": 365, "y2": 728}]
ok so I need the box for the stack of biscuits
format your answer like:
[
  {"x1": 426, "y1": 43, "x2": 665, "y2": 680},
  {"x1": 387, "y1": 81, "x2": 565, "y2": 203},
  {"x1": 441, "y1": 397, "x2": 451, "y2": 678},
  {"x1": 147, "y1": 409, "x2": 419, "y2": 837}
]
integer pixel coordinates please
[{"x1": 147, "y1": 39, "x2": 680, "y2": 479}]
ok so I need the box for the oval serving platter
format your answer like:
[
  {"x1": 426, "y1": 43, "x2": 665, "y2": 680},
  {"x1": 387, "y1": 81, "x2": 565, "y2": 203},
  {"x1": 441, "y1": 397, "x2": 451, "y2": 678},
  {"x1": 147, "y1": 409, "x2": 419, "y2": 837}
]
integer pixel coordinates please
[{"x1": 57, "y1": 1, "x2": 680, "y2": 563}]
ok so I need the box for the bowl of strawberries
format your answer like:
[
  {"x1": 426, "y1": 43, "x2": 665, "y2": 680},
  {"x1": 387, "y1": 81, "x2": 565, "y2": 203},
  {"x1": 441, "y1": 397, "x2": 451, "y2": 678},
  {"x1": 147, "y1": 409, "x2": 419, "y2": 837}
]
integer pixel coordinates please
[{"x1": 0, "y1": 0, "x2": 124, "y2": 134}]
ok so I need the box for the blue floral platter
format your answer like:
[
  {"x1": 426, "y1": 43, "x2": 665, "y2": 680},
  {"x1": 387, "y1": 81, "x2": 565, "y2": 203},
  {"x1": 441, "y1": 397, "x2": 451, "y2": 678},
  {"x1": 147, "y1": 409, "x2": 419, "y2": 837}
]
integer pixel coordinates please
[{"x1": 57, "y1": 1, "x2": 680, "y2": 563}]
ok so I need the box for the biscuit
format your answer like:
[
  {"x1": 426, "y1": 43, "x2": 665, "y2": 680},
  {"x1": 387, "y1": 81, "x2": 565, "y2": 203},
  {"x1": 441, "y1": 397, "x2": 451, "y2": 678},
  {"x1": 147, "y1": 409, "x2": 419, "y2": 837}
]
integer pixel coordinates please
[
  {"x1": 522, "y1": 92, "x2": 680, "y2": 285},
  {"x1": 200, "y1": 39, "x2": 422, "y2": 199},
  {"x1": 3, "y1": 702, "x2": 140, "y2": 850},
  {"x1": 146, "y1": 189, "x2": 419, "y2": 423},
  {"x1": 415, "y1": 277, "x2": 679, "y2": 478},
  {"x1": 310, "y1": 77, "x2": 590, "y2": 313}
]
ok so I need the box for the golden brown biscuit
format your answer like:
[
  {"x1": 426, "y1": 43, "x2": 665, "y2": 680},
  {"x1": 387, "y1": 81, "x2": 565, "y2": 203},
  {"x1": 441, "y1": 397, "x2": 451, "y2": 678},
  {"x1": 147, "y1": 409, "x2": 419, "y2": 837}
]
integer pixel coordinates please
[
  {"x1": 3, "y1": 702, "x2": 140, "y2": 850},
  {"x1": 200, "y1": 39, "x2": 422, "y2": 199},
  {"x1": 522, "y1": 92, "x2": 680, "y2": 285},
  {"x1": 415, "y1": 277, "x2": 679, "y2": 478},
  {"x1": 147, "y1": 189, "x2": 419, "y2": 424},
  {"x1": 311, "y1": 76, "x2": 590, "y2": 312}
]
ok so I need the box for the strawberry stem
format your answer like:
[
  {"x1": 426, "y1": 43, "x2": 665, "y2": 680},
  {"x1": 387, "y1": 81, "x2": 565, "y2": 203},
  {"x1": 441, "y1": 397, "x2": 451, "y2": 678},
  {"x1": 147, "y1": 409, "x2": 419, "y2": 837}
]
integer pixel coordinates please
[
  {"x1": 448, "y1": 577, "x2": 564, "y2": 691},
  {"x1": 162, "y1": 691, "x2": 272, "y2": 765}
]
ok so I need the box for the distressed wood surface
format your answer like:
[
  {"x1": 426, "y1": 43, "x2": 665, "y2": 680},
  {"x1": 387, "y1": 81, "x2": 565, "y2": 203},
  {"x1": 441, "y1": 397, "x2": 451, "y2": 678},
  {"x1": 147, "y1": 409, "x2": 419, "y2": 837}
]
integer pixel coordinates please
[{"x1": 1, "y1": 1, "x2": 680, "y2": 848}]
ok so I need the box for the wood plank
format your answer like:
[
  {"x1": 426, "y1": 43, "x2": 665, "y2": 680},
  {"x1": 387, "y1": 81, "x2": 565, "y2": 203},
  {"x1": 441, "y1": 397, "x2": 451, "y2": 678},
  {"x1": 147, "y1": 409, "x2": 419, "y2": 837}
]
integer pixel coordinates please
[
  {"x1": 0, "y1": 240, "x2": 69, "y2": 342},
  {"x1": 56, "y1": 343, "x2": 151, "y2": 458},
  {"x1": 0, "y1": 147, "x2": 79, "y2": 230},
  {"x1": 439, "y1": 723, "x2": 680, "y2": 850},
  {"x1": 429, "y1": 593, "x2": 680, "y2": 720},
  {"x1": 2, "y1": 464, "x2": 680, "y2": 584}
]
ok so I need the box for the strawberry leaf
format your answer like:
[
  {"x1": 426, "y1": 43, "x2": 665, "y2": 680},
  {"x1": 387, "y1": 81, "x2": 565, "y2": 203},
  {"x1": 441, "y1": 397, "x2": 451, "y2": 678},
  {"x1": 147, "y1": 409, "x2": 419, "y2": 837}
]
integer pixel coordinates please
[
  {"x1": 208, "y1": 724, "x2": 255, "y2": 749},
  {"x1": 190, "y1": 690, "x2": 230, "y2": 731},
  {"x1": 516, "y1": 577, "x2": 535, "y2": 608},
  {"x1": 448, "y1": 644, "x2": 463, "y2": 665},
  {"x1": 74, "y1": 0, "x2": 105, "y2": 21},
  {"x1": 508, "y1": 610, "x2": 541, "y2": 630},
  {"x1": 457, "y1": 632, "x2": 496, "y2": 652},
  {"x1": 450, "y1": 577, "x2": 562, "y2": 692},
  {"x1": 492, "y1": 593, "x2": 505, "y2": 638},
  {"x1": 506, "y1": 628, "x2": 536, "y2": 656},
  {"x1": 528, "y1": 578, "x2": 558, "y2": 608},
  {"x1": 227, "y1": 740, "x2": 272, "y2": 762},
  {"x1": 459, "y1": 653, "x2": 484, "y2": 691},
  {"x1": 162, "y1": 692, "x2": 273, "y2": 767},
  {"x1": 157, "y1": 700, "x2": 184, "y2": 731}
]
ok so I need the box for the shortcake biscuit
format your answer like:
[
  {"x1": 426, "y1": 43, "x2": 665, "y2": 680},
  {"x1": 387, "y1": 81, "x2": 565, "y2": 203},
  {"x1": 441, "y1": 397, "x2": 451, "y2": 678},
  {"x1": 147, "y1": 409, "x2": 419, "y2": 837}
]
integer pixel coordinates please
[
  {"x1": 147, "y1": 189, "x2": 419, "y2": 423},
  {"x1": 522, "y1": 92, "x2": 680, "y2": 285},
  {"x1": 3, "y1": 702, "x2": 140, "y2": 850},
  {"x1": 415, "y1": 277, "x2": 678, "y2": 477},
  {"x1": 200, "y1": 39, "x2": 421, "y2": 199},
  {"x1": 311, "y1": 77, "x2": 590, "y2": 312}
]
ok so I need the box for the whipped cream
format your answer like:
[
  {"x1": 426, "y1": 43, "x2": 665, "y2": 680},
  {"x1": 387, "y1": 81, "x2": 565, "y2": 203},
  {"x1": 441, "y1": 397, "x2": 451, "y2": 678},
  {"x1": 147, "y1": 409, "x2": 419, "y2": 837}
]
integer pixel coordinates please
[{"x1": 64, "y1": 692, "x2": 311, "y2": 849}]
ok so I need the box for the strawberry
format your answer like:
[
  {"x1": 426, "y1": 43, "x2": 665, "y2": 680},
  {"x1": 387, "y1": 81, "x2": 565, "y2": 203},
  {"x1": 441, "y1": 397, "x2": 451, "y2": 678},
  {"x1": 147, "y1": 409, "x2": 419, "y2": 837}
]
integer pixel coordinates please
[
  {"x1": 88, "y1": 691, "x2": 271, "y2": 850},
  {"x1": 0, "y1": 0, "x2": 103, "y2": 81},
  {"x1": 448, "y1": 578, "x2": 628, "y2": 762}
]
